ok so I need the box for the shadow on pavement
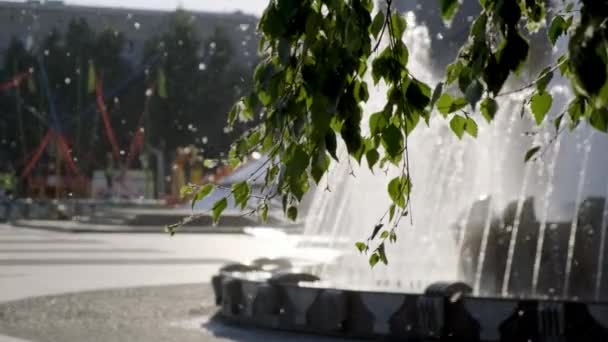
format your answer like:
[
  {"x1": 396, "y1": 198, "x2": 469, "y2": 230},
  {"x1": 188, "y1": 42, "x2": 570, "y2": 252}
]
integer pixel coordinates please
[{"x1": 202, "y1": 313, "x2": 362, "y2": 342}]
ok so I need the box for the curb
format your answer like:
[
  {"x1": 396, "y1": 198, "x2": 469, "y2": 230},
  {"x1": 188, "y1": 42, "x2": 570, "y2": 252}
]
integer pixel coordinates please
[
  {"x1": 0, "y1": 335, "x2": 30, "y2": 342},
  {"x1": 9, "y1": 220, "x2": 296, "y2": 235}
]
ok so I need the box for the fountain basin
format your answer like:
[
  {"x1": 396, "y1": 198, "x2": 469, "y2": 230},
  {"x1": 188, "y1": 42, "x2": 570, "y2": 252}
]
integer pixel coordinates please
[{"x1": 211, "y1": 261, "x2": 608, "y2": 341}]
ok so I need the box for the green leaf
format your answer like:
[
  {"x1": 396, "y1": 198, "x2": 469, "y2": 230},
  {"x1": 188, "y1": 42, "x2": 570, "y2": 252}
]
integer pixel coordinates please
[
  {"x1": 260, "y1": 203, "x2": 269, "y2": 222},
  {"x1": 524, "y1": 146, "x2": 541, "y2": 162},
  {"x1": 523, "y1": 0, "x2": 545, "y2": 23},
  {"x1": 305, "y1": 11, "x2": 321, "y2": 41},
  {"x1": 371, "y1": 223, "x2": 384, "y2": 240},
  {"x1": 285, "y1": 145, "x2": 309, "y2": 178},
  {"x1": 450, "y1": 114, "x2": 466, "y2": 139},
  {"x1": 231, "y1": 181, "x2": 251, "y2": 209},
  {"x1": 355, "y1": 242, "x2": 367, "y2": 253},
  {"x1": 369, "y1": 111, "x2": 388, "y2": 135},
  {"x1": 480, "y1": 97, "x2": 498, "y2": 123},
  {"x1": 247, "y1": 130, "x2": 261, "y2": 148},
  {"x1": 369, "y1": 253, "x2": 380, "y2": 267},
  {"x1": 558, "y1": 55, "x2": 570, "y2": 75},
  {"x1": 548, "y1": 15, "x2": 567, "y2": 45},
  {"x1": 465, "y1": 80, "x2": 483, "y2": 109},
  {"x1": 212, "y1": 198, "x2": 228, "y2": 225},
  {"x1": 311, "y1": 152, "x2": 330, "y2": 184},
  {"x1": 180, "y1": 184, "x2": 196, "y2": 198},
  {"x1": 483, "y1": 55, "x2": 510, "y2": 95},
  {"x1": 380, "y1": 231, "x2": 390, "y2": 239},
  {"x1": 590, "y1": 109, "x2": 608, "y2": 132},
  {"x1": 366, "y1": 149, "x2": 380, "y2": 170},
  {"x1": 370, "y1": 11, "x2": 385, "y2": 39},
  {"x1": 388, "y1": 176, "x2": 408, "y2": 208},
  {"x1": 440, "y1": 0, "x2": 460, "y2": 23},
  {"x1": 227, "y1": 104, "x2": 239, "y2": 125},
  {"x1": 325, "y1": 132, "x2": 338, "y2": 161},
  {"x1": 430, "y1": 82, "x2": 444, "y2": 110},
  {"x1": 381, "y1": 124, "x2": 404, "y2": 160},
  {"x1": 191, "y1": 184, "x2": 214, "y2": 209},
  {"x1": 341, "y1": 114, "x2": 363, "y2": 156},
  {"x1": 388, "y1": 177, "x2": 402, "y2": 206},
  {"x1": 530, "y1": 91, "x2": 552, "y2": 125},
  {"x1": 378, "y1": 243, "x2": 388, "y2": 265},
  {"x1": 405, "y1": 78, "x2": 431, "y2": 111},
  {"x1": 287, "y1": 206, "x2": 298, "y2": 221},
  {"x1": 457, "y1": 65, "x2": 474, "y2": 94},
  {"x1": 471, "y1": 13, "x2": 487, "y2": 42},
  {"x1": 371, "y1": 53, "x2": 391, "y2": 84},
  {"x1": 465, "y1": 117, "x2": 478, "y2": 138},
  {"x1": 499, "y1": 29, "x2": 529, "y2": 73},
  {"x1": 568, "y1": 97, "x2": 585, "y2": 126},
  {"x1": 437, "y1": 94, "x2": 467, "y2": 116},
  {"x1": 389, "y1": 204, "x2": 396, "y2": 221},
  {"x1": 393, "y1": 41, "x2": 409, "y2": 68},
  {"x1": 311, "y1": 97, "x2": 331, "y2": 136},
  {"x1": 354, "y1": 80, "x2": 369, "y2": 103},
  {"x1": 389, "y1": 231, "x2": 397, "y2": 243},
  {"x1": 390, "y1": 13, "x2": 407, "y2": 38},
  {"x1": 446, "y1": 61, "x2": 463, "y2": 85},
  {"x1": 436, "y1": 93, "x2": 452, "y2": 116}
]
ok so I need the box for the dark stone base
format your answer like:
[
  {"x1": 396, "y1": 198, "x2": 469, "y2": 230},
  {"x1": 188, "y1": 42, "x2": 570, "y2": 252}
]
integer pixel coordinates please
[{"x1": 212, "y1": 265, "x2": 608, "y2": 341}]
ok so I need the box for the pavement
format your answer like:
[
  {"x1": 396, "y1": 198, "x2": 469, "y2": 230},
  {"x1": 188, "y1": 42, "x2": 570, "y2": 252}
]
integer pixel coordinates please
[
  {"x1": 0, "y1": 223, "x2": 300, "y2": 302},
  {"x1": 0, "y1": 223, "x2": 351, "y2": 341},
  {"x1": 0, "y1": 284, "x2": 359, "y2": 342}
]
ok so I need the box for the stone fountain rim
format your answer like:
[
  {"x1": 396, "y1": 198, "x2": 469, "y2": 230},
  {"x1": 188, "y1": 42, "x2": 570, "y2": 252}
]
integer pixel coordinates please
[
  {"x1": 213, "y1": 267, "x2": 608, "y2": 341},
  {"x1": 221, "y1": 271, "x2": 608, "y2": 305}
]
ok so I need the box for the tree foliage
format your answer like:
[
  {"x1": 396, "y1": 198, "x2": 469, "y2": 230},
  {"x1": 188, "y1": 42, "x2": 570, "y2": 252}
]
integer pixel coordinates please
[
  {"x1": 143, "y1": 11, "x2": 254, "y2": 156},
  {"x1": 188, "y1": 0, "x2": 608, "y2": 266}
]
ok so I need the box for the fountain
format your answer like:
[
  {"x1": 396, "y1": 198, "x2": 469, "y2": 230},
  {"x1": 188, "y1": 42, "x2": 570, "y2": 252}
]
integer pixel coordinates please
[{"x1": 211, "y1": 1, "x2": 608, "y2": 340}]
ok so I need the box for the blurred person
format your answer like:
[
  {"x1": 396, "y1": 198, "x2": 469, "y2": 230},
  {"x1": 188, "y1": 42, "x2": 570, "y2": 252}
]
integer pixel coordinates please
[{"x1": 0, "y1": 164, "x2": 16, "y2": 221}]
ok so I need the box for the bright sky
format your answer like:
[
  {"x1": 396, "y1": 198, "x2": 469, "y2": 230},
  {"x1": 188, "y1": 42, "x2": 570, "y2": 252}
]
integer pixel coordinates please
[{"x1": 8, "y1": 0, "x2": 270, "y2": 15}]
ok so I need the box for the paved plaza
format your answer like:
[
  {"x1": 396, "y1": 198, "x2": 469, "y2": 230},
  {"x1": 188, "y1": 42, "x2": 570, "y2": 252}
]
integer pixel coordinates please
[{"x1": 0, "y1": 224, "x2": 351, "y2": 341}]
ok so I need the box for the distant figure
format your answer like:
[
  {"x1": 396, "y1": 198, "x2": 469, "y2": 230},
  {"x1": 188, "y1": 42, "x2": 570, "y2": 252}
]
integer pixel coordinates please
[
  {"x1": 171, "y1": 148, "x2": 187, "y2": 196},
  {"x1": 104, "y1": 152, "x2": 114, "y2": 197},
  {"x1": 0, "y1": 165, "x2": 16, "y2": 221}
]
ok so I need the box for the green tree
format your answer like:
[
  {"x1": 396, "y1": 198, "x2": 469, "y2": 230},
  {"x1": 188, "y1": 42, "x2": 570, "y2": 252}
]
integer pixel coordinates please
[
  {"x1": 0, "y1": 37, "x2": 39, "y2": 166},
  {"x1": 87, "y1": 27, "x2": 133, "y2": 167},
  {"x1": 143, "y1": 11, "x2": 254, "y2": 156},
  {"x1": 185, "y1": 0, "x2": 608, "y2": 265},
  {"x1": 143, "y1": 10, "x2": 204, "y2": 151},
  {"x1": 64, "y1": 18, "x2": 97, "y2": 157}
]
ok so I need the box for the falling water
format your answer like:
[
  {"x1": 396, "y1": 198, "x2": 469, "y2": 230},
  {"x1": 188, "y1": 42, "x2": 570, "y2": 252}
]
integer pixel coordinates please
[
  {"x1": 563, "y1": 131, "x2": 594, "y2": 297},
  {"x1": 595, "y1": 175, "x2": 608, "y2": 300},
  {"x1": 473, "y1": 109, "x2": 520, "y2": 295},
  {"x1": 501, "y1": 143, "x2": 536, "y2": 296},
  {"x1": 531, "y1": 130, "x2": 563, "y2": 295}
]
